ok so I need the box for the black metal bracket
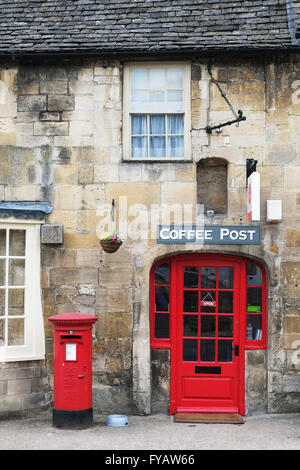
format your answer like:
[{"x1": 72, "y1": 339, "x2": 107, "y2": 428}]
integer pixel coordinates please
[
  {"x1": 246, "y1": 158, "x2": 258, "y2": 187},
  {"x1": 205, "y1": 62, "x2": 246, "y2": 134}
]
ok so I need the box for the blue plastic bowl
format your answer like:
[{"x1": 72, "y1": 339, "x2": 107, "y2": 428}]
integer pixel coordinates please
[{"x1": 106, "y1": 414, "x2": 129, "y2": 427}]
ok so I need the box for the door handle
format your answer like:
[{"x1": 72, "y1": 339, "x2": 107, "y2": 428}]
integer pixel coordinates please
[
  {"x1": 78, "y1": 374, "x2": 85, "y2": 379},
  {"x1": 234, "y1": 344, "x2": 239, "y2": 356}
]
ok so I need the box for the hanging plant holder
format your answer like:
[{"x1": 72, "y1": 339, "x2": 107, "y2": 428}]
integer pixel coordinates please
[
  {"x1": 100, "y1": 239, "x2": 122, "y2": 253},
  {"x1": 100, "y1": 232, "x2": 123, "y2": 253}
]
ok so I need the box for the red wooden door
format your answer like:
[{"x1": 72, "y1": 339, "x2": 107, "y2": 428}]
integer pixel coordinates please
[{"x1": 173, "y1": 257, "x2": 242, "y2": 413}]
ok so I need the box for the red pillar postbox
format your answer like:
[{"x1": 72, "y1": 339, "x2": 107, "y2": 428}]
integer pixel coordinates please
[{"x1": 48, "y1": 313, "x2": 98, "y2": 429}]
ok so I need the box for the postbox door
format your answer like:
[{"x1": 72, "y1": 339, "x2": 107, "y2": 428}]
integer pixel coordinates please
[{"x1": 54, "y1": 332, "x2": 92, "y2": 411}]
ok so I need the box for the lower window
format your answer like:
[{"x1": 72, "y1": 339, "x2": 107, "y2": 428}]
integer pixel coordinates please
[{"x1": 0, "y1": 221, "x2": 45, "y2": 362}]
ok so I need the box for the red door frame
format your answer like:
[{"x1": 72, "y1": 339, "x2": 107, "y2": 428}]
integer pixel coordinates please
[
  {"x1": 170, "y1": 254, "x2": 245, "y2": 414},
  {"x1": 150, "y1": 253, "x2": 267, "y2": 416}
]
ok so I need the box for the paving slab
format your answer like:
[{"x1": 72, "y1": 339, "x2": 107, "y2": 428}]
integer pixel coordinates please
[{"x1": 0, "y1": 410, "x2": 300, "y2": 451}]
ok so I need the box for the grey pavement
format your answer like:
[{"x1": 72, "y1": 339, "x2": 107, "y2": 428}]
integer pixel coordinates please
[{"x1": 0, "y1": 410, "x2": 300, "y2": 450}]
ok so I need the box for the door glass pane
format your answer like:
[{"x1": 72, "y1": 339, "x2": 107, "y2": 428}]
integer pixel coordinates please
[
  {"x1": 247, "y1": 288, "x2": 262, "y2": 312},
  {"x1": 155, "y1": 286, "x2": 169, "y2": 312},
  {"x1": 200, "y1": 339, "x2": 215, "y2": 362},
  {"x1": 9, "y1": 230, "x2": 25, "y2": 256},
  {"x1": 183, "y1": 339, "x2": 198, "y2": 361},
  {"x1": 183, "y1": 266, "x2": 198, "y2": 288},
  {"x1": 8, "y1": 259, "x2": 25, "y2": 286},
  {"x1": 0, "y1": 230, "x2": 6, "y2": 256},
  {"x1": 183, "y1": 315, "x2": 198, "y2": 337},
  {"x1": 0, "y1": 318, "x2": 4, "y2": 346},
  {"x1": 200, "y1": 291, "x2": 215, "y2": 312},
  {"x1": 218, "y1": 267, "x2": 233, "y2": 289},
  {"x1": 7, "y1": 318, "x2": 24, "y2": 345},
  {"x1": 201, "y1": 267, "x2": 216, "y2": 289},
  {"x1": 155, "y1": 263, "x2": 169, "y2": 284},
  {"x1": 218, "y1": 291, "x2": 233, "y2": 313},
  {"x1": 200, "y1": 315, "x2": 216, "y2": 337},
  {"x1": 8, "y1": 289, "x2": 24, "y2": 316},
  {"x1": 218, "y1": 316, "x2": 233, "y2": 338},
  {"x1": 247, "y1": 315, "x2": 262, "y2": 340},
  {"x1": 218, "y1": 340, "x2": 233, "y2": 362},
  {"x1": 247, "y1": 262, "x2": 262, "y2": 286},
  {"x1": 155, "y1": 313, "x2": 169, "y2": 338},
  {"x1": 183, "y1": 291, "x2": 198, "y2": 312},
  {"x1": 0, "y1": 260, "x2": 5, "y2": 286}
]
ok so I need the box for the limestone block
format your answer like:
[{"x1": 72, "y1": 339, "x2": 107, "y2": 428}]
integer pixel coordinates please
[
  {"x1": 286, "y1": 230, "x2": 300, "y2": 247},
  {"x1": 94, "y1": 164, "x2": 119, "y2": 183},
  {"x1": 47, "y1": 95, "x2": 74, "y2": 111},
  {"x1": 82, "y1": 184, "x2": 106, "y2": 209},
  {"x1": 17, "y1": 95, "x2": 47, "y2": 112},
  {"x1": 48, "y1": 210, "x2": 77, "y2": 231},
  {"x1": 49, "y1": 267, "x2": 98, "y2": 286},
  {"x1": 54, "y1": 164, "x2": 78, "y2": 184},
  {"x1": 78, "y1": 164, "x2": 94, "y2": 184},
  {"x1": 69, "y1": 121, "x2": 94, "y2": 137},
  {"x1": 71, "y1": 146, "x2": 95, "y2": 163},
  {"x1": 284, "y1": 167, "x2": 300, "y2": 192},
  {"x1": 54, "y1": 185, "x2": 83, "y2": 210},
  {"x1": 283, "y1": 316, "x2": 300, "y2": 334},
  {"x1": 0, "y1": 118, "x2": 16, "y2": 145},
  {"x1": 96, "y1": 287, "x2": 129, "y2": 313},
  {"x1": 105, "y1": 182, "x2": 161, "y2": 209},
  {"x1": 40, "y1": 81, "x2": 68, "y2": 94},
  {"x1": 161, "y1": 182, "x2": 196, "y2": 206},
  {"x1": 34, "y1": 122, "x2": 69, "y2": 136},
  {"x1": 63, "y1": 233, "x2": 100, "y2": 249}
]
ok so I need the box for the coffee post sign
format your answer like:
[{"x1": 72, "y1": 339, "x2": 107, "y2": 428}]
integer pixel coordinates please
[{"x1": 157, "y1": 225, "x2": 260, "y2": 244}]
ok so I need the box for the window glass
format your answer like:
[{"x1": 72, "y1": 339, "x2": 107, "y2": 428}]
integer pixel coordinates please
[
  {"x1": 155, "y1": 313, "x2": 169, "y2": 339},
  {"x1": 247, "y1": 262, "x2": 262, "y2": 286},
  {"x1": 201, "y1": 267, "x2": 216, "y2": 289},
  {"x1": 155, "y1": 286, "x2": 169, "y2": 312},
  {"x1": 184, "y1": 266, "x2": 198, "y2": 288},
  {"x1": 132, "y1": 69, "x2": 147, "y2": 89},
  {"x1": 183, "y1": 291, "x2": 198, "y2": 313},
  {"x1": 183, "y1": 315, "x2": 198, "y2": 337},
  {"x1": 247, "y1": 288, "x2": 262, "y2": 312},
  {"x1": 183, "y1": 339, "x2": 198, "y2": 361},
  {"x1": 155, "y1": 263, "x2": 169, "y2": 285}
]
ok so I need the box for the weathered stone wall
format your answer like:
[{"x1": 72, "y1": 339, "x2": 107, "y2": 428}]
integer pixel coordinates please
[{"x1": 0, "y1": 54, "x2": 299, "y2": 415}]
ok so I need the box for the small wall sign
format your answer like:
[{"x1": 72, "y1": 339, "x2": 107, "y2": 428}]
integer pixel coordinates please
[{"x1": 157, "y1": 225, "x2": 260, "y2": 245}]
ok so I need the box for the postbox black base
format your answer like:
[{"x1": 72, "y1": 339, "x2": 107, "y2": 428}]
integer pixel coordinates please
[{"x1": 53, "y1": 408, "x2": 93, "y2": 429}]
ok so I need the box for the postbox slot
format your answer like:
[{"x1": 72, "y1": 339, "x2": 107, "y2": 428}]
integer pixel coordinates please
[{"x1": 60, "y1": 335, "x2": 82, "y2": 339}]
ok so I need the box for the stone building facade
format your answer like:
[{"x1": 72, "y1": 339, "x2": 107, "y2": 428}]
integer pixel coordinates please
[{"x1": 0, "y1": 1, "x2": 300, "y2": 417}]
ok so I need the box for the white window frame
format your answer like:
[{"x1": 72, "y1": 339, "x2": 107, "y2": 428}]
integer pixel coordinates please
[
  {"x1": 0, "y1": 218, "x2": 45, "y2": 362},
  {"x1": 123, "y1": 61, "x2": 191, "y2": 161}
]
